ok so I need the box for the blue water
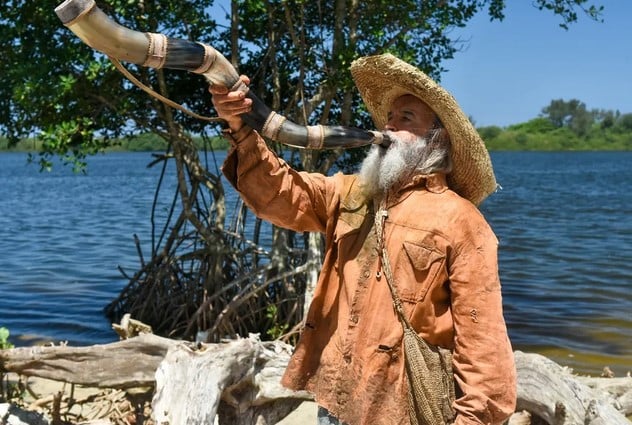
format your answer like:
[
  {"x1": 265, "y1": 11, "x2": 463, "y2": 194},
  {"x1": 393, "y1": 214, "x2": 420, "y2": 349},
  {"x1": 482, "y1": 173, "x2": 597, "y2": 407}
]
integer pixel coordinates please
[{"x1": 0, "y1": 151, "x2": 630, "y2": 376}]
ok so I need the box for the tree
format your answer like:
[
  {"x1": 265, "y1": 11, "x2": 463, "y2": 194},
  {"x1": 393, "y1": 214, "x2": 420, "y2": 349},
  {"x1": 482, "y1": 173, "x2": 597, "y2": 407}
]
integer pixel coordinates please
[
  {"x1": 0, "y1": 1, "x2": 226, "y2": 170},
  {"x1": 594, "y1": 109, "x2": 618, "y2": 130},
  {"x1": 0, "y1": 0, "x2": 605, "y2": 342},
  {"x1": 541, "y1": 98, "x2": 594, "y2": 136},
  {"x1": 616, "y1": 113, "x2": 632, "y2": 132},
  {"x1": 0, "y1": 0, "x2": 604, "y2": 164},
  {"x1": 478, "y1": 125, "x2": 503, "y2": 141}
]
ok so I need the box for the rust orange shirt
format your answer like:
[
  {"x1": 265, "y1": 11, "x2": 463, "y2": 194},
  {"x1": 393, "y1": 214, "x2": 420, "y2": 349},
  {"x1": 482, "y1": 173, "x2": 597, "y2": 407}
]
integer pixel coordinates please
[{"x1": 222, "y1": 128, "x2": 517, "y2": 425}]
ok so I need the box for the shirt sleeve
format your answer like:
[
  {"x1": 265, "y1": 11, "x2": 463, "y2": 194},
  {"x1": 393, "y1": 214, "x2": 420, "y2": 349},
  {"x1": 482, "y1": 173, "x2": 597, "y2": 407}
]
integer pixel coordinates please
[
  {"x1": 447, "y1": 207, "x2": 517, "y2": 425},
  {"x1": 221, "y1": 128, "x2": 332, "y2": 234}
]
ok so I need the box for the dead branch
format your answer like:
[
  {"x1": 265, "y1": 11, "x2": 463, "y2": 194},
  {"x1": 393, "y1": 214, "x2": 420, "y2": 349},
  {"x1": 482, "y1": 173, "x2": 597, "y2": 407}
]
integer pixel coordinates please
[
  {"x1": 0, "y1": 333, "x2": 183, "y2": 389},
  {"x1": 514, "y1": 351, "x2": 631, "y2": 424},
  {"x1": 3, "y1": 336, "x2": 631, "y2": 425},
  {"x1": 152, "y1": 334, "x2": 311, "y2": 425}
]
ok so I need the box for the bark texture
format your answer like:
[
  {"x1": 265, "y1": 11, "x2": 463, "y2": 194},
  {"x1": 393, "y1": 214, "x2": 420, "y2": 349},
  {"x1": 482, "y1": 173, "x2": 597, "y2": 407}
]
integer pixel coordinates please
[{"x1": 2, "y1": 337, "x2": 630, "y2": 424}]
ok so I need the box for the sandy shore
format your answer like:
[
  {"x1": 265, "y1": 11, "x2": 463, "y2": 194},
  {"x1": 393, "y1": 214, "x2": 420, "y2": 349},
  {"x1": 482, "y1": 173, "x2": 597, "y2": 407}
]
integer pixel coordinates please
[
  {"x1": 14, "y1": 375, "x2": 318, "y2": 424},
  {"x1": 277, "y1": 401, "x2": 318, "y2": 424}
]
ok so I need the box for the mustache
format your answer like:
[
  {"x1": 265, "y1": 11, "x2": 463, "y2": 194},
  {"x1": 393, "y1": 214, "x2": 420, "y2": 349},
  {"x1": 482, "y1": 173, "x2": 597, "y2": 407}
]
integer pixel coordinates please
[{"x1": 380, "y1": 131, "x2": 427, "y2": 150}]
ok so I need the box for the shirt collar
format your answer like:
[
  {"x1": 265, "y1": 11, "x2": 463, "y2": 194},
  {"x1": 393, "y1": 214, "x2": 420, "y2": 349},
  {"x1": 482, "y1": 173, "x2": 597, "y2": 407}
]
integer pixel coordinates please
[{"x1": 405, "y1": 172, "x2": 449, "y2": 194}]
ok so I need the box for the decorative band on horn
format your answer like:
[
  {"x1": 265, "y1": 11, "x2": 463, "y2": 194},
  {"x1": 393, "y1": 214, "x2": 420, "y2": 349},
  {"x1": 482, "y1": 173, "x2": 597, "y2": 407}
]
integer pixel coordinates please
[
  {"x1": 192, "y1": 43, "x2": 216, "y2": 74},
  {"x1": 261, "y1": 111, "x2": 286, "y2": 141},
  {"x1": 144, "y1": 33, "x2": 168, "y2": 69},
  {"x1": 306, "y1": 125, "x2": 325, "y2": 149}
]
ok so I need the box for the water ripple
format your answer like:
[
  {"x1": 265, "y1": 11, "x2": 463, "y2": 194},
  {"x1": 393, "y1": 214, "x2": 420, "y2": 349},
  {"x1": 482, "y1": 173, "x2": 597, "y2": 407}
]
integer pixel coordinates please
[{"x1": 0, "y1": 151, "x2": 630, "y2": 375}]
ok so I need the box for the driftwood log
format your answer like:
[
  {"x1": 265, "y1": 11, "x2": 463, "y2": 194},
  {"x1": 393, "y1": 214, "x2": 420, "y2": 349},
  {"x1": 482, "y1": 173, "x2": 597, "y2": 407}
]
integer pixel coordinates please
[
  {"x1": 0, "y1": 333, "x2": 181, "y2": 389},
  {"x1": 514, "y1": 351, "x2": 631, "y2": 424},
  {"x1": 1, "y1": 336, "x2": 630, "y2": 424},
  {"x1": 153, "y1": 335, "x2": 311, "y2": 425}
]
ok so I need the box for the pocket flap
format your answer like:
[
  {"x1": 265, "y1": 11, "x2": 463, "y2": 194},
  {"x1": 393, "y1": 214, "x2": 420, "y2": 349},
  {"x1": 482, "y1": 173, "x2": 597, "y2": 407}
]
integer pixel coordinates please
[{"x1": 403, "y1": 241, "x2": 445, "y2": 271}]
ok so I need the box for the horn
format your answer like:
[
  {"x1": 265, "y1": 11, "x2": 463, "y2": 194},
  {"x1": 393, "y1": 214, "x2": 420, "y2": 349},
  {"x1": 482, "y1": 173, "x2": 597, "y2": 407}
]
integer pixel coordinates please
[{"x1": 54, "y1": 0, "x2": 391, "y2": 149}]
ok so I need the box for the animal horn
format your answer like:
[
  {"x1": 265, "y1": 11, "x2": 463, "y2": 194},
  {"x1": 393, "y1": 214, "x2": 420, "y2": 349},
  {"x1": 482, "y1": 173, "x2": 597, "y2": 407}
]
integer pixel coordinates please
[{"x1": 55, "y1": 0, "x2": 391, "y2": 149}]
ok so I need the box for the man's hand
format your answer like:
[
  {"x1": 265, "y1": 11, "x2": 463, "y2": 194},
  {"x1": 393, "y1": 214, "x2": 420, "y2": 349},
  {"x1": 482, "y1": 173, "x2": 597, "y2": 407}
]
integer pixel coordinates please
[{"x1": 209, "y1": 75, "x2": 252, "y2": 132}]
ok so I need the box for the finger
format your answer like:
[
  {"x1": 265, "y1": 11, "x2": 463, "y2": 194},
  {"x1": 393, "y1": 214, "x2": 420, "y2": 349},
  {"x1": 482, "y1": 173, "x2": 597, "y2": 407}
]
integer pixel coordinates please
[
  {"x1": 225, "y1": 89, "x2": 248, "y2": 101},
  {"x1": 209, "y1": 84, "x2": 229, "y2": 95},
  {"x1": 239, "y1": 75, "x2": 251, "y2": 86},
  {"x1": 211, "y1": 86, "x2": 247, "y2": 102},
  {"x1": 214, "y1": 91, "x2": 250, "y2": 108},
  {"x1": 224, "y1": 106, "x2": 252, "y2": 116},
  {"x1": 217, "y1": 99, "x2": 252, "y2": 115}
]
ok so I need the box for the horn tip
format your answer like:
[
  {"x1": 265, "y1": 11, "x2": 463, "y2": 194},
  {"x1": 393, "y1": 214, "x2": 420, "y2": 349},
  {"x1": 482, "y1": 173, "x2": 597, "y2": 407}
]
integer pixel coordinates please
[
  {"x1": 55, "y1": 0, "x2": 96, "y2": 24},
  {"x1": 371, "y1": 131, "x2": 392, "y2": 148}
]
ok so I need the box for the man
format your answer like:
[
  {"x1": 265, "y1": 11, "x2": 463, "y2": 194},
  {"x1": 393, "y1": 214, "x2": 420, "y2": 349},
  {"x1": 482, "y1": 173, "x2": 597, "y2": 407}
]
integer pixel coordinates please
[{"x1": 210, "y1": 54, "x2": 516, "y2": 425}]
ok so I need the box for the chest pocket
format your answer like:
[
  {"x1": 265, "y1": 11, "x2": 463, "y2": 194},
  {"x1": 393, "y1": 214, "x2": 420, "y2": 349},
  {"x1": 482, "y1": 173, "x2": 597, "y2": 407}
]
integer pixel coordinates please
[{"x1": 395, "y1": 241, "x2": 446, "y2": 303}]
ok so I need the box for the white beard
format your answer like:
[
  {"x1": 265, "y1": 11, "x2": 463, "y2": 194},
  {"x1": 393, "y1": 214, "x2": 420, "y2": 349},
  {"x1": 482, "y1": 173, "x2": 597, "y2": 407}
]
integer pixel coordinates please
[{"x1": 358, "y1": 132, "x2": 444, "y2": 200}]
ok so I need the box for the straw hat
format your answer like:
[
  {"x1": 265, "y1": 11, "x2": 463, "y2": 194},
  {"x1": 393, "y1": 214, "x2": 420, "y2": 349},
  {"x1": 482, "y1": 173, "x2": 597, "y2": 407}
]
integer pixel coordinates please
[{"x1": 350, "y1": 53, "x2": 497, "y2": 206}]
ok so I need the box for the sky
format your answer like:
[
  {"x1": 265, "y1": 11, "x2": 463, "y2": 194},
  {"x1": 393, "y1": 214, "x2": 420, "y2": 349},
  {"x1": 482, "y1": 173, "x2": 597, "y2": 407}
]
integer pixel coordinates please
[{"x1": 440, "y1": 1, "x2": 632, "y2": 127}]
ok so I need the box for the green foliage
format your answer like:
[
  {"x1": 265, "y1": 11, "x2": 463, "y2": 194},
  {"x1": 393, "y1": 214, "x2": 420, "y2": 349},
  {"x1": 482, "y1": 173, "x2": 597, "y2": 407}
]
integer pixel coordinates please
[
  {"x1": 0, "y1": 327, "x2": 23, "y2": 403},
  {"x1": 234, "y1": 0, "x2": 605, "y2": 170},
  {"x1": 616, "y1": 113, "x2": 632, "y2": 132},
  {"x1": 0, "y1": 327, "x2": 13, "y2": 350},
  {"x1": 0, "y1": 0, "x2": 605, "y2": 170},
  {"x1": 533, "y1": 0, "x2": 604, "y2": 29},
  {"x1": 109, "y1": 133, "x2": 230, "y2": 151},
  {"x1": 112, "y1": 133, "x2": 169, "y2": 152},
  {"x1": 482, "y1": 103, "x2": 632, "y2": 151},
  {"x1": 1, "y1": 134, "x2": 231, "y2": 153},
  {"x1": 265, "y1": 305, "x2": 289, "y2": 340},
  {"x1": 507, "y1": 117, "x2": 557, "y2": 133},
  {"x1": 541, "y1": 98, "x2": 594, "y2": 136},
  {"x1": 4, "y1": 103, "x2": 630, "y2": 154},
  {"x1": 478, "y1": 125, "x2": 503, "y2": 141},
  {"x1": 0, "y1": 0, "x2": 222, "y2": 169}
]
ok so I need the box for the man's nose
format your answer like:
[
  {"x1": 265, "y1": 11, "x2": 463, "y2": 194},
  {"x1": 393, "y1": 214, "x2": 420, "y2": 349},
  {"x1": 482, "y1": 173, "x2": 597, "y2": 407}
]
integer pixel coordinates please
[{"x1": 384, "y1": 122, "x2": 396, "y2": 131}]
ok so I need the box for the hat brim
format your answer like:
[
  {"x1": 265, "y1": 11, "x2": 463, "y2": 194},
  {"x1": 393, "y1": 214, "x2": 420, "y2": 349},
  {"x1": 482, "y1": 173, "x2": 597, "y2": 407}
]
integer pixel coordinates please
[{"x1": 350, "y1": 54, "x2": 497, "y2": 206}]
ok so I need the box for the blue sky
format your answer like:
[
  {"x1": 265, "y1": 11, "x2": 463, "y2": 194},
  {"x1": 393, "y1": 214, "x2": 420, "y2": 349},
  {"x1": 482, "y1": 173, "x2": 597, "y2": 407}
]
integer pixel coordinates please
[{"x1": 440, "y1": 1, "x2": 632, "y2": 127}]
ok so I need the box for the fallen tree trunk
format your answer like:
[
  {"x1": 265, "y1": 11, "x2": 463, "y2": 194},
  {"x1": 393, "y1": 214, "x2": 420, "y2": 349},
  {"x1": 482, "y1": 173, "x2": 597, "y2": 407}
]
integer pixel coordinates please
[
  {"x1": 577, "y1": 375, "x2": 632, "y2": 416},
  {"x1": 1, "y1": 336, "x2": 630, "y2": 424},
  {"x1": 0, "y1": 333, "x2": 182, "y2": 389},
  {"x1": 152, "y1": 335, "x2": 311, "y2": 425},
  {"x1": 514, "y1": 350, "x2": 631, "y2": 424}
]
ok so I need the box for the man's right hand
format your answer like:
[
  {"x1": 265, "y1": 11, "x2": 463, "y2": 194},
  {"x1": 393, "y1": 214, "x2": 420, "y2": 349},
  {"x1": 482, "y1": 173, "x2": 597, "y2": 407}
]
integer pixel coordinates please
[{"x1": 209, "y1": 75, "x2": 253, "y2": 132}]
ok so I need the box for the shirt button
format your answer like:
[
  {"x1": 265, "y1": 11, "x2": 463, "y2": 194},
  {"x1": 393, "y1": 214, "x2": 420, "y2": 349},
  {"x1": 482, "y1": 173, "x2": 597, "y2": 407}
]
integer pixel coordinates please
[
  {"x1": 362, "y1": 270, "x2": 370, "y2": 278},
  {"x1": 343, "y1": 354, "x2": 351, "y2": 364},
  {"x1": 350, "y1": 315, "x2": 359, "y2": 324}
]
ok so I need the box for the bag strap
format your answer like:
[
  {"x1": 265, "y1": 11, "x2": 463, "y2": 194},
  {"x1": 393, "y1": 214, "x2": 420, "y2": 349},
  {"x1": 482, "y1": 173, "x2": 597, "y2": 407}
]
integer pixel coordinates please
[
  {"x1": 109, "y1": 57, "x2": 222, "y2": 123},
  {"x1": 374, "y1": 204, "x2": 415, "y2": 331}
]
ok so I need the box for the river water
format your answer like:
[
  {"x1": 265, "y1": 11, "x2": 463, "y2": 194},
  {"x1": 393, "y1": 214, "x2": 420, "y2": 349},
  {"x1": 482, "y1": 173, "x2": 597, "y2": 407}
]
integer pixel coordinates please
[{"x1": 0, "y1": 150, "x2": 630, "y2": 376}]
